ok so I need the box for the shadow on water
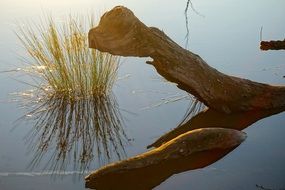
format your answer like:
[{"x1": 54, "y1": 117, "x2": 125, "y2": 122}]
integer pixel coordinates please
[
  {"x1": 148, "y1": 107, "x2": 284, "y2": 148},
  {"x1": 17, "y1": 91, "x2": 127, "y2": 173}
]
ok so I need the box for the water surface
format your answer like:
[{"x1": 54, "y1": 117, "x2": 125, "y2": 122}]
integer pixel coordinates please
[{"x1": 0, "y1": 0, "x2": 285, "y2": 189}]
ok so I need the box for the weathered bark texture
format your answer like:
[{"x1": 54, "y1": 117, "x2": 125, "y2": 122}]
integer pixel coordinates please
[
  {"x1": 85, "y1": 128, "x2": 246, "y2": 189},
  {"x1": 88, "y1": 6, "x2": 285, "y2": 113},
  {"x1": 260, "y1": 40, "x2": 285, "y2": 50},
  {"x1": 148, "y1": 107, "x2": 282, "y2": 148}
]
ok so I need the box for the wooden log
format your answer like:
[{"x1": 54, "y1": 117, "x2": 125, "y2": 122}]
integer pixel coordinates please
[
  {"x1": 85, "y1": 128, "x2": 246, "y2": 189},
  {"x1": 85, "y1": 149, "x2": 235, "y2": 190},
  {"x1": 88, "y1": 6, "x2": 285, "y2": 113},
  {"x1": 260, "y1": 40, "x2": 285, "y2": 50},
  {"x1": 148, "y1": 107, "x2": 283, "y2": 148}
]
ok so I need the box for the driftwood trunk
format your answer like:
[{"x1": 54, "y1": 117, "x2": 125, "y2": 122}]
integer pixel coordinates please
[
  {"x1": 85, "y1": 128, "x2": 246, "y2": 189},
  {"x1": 86, "y1": 148, "x2": 235, "y2": 190},
  {"x1": 260, "y1": 40, "x2": 285, "y2": 50},
  {"x1": 88, "y1": 6, "x2": 285, "y2": 113}
]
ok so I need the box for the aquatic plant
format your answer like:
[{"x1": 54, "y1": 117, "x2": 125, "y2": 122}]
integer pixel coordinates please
[
  {"x1": 16, "y1": 15, "x2": 119, "y2": 100},
  {"x1": 14, "y1": 15, "x2": 126, "y2": 173}
]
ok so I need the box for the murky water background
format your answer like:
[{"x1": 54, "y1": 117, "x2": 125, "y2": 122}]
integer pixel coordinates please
[{"x1": 0, "y1": 0, "x2": 285, "y2": 189}]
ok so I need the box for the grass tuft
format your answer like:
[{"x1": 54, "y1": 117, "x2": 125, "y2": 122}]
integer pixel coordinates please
[
  {"x1": 13, "y1": 15, "x2": 125, "y2": 173},
  {"x1": 16, "y1": 15, "x2": 119, "y2": 100}
]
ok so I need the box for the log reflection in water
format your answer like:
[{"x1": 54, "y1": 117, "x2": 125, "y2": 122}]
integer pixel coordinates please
[
  {"x1": 148, "y1": 107, "x2": 284, "y2": 148},
  {"x1": 19, "y1": 92, "x2": 127, "y2": 173}
]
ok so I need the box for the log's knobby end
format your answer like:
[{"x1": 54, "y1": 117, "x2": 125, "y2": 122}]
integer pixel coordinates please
[
  {"x1": 159, "y1": 128, "x2": 247, "y2": 154},
  {"x1": 88, "y1": 6, "x2": 156, "y2": 57}
]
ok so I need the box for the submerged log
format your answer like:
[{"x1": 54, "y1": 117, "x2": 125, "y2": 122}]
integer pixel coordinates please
[
  {"x1": 89, "y1": 6, "x2": 285, "y2": 113},
  {"x1": 148, "y1": 107, "x2": 283, "y2": 148},
  {"x1": 85, "y1": 128, "x2": 246, "y2": 189},
  {"x1": 260, "y1": 40, "x2": 285, "y2": 50},
  {"x1": 85, "y1": 149, "x2": 235, "y2": 190}
]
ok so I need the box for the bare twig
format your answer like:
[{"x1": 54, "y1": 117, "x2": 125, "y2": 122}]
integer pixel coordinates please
[{"x1": 184, "y1": 0, "x2": 204, "y2": 48}]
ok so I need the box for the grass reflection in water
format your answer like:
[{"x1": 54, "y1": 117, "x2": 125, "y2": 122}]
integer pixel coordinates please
[{"x1": 19, "y1": 90, "x2": 127, "y2": 174}]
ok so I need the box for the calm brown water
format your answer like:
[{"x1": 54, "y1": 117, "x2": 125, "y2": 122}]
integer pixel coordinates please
[{"x1": 0, "y1": 0, "x2": 285, "y2": 190}]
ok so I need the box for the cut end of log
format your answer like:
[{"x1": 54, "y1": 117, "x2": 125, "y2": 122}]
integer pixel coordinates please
[{"x1": 88, "y1": 6, "x2": 155, "y2": 57}]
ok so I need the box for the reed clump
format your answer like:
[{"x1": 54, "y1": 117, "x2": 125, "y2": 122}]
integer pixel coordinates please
[
  {"x1": 14, "y1": 16, "x2": 125, "y2": 173},
  {"x1": 16, "y1": 16, "x2": 119, "y2": 100}
]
